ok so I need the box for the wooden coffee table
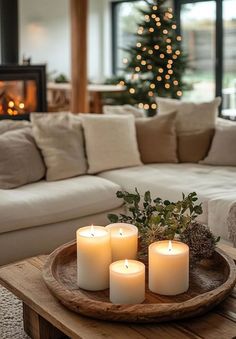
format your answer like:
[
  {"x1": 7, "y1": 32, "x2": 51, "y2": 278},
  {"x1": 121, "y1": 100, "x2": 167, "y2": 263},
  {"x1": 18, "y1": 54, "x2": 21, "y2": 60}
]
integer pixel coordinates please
[{"x1": 0, "y1": 244, "x2": 235, "y2": 339}]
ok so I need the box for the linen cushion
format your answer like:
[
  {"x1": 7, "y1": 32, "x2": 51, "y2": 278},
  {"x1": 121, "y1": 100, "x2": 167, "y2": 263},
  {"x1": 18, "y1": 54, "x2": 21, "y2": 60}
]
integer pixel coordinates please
[
  {"x1": 31, "y1": 113, "x2": 87, "y2": 181},
  {"x1": 81, "y1": 114, "x2": 142, "y2": 174},
  {"x1": 157, "y1": 97, "x2": 221, "y2": 134},
  {"x1": 201, "y1": 125, "x2": 236, "y2": 166},
  {"x1": 0, "y1": 175, "x2": 122, "y2": 233},
  {"x1": 0, "y1": 128, "x2": 45, "y2": 189},
  {"x1": 135, "y1": 112, "x2": 178, "y2": 163},
  {"x1": 178, "y1": 129, "x2": 215, "y2": 163},
  {"x1": 0, "y1": 119, "x2": 31, "y2": 134},
  {"x1": 103, "y1": 105, "x2": 145, "y2": 118}
]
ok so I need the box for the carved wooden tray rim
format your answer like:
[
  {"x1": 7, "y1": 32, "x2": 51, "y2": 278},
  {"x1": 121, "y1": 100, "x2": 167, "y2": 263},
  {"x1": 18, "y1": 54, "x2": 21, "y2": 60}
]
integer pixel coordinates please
[{"x1": 42, "y1": 240, "x2": 236, "y2": 323}]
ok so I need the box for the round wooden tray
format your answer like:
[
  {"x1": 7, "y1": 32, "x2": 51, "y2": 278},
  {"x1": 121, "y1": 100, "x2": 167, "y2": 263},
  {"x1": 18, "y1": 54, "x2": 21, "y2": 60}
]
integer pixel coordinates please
[{"x1": 42, "y1": 240, "x2": 236, "y2": 323}]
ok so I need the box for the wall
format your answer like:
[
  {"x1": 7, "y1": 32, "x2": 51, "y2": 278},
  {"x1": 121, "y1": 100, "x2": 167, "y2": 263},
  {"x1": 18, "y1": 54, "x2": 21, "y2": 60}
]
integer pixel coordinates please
[{"x1": 18, "y1": 0, "x2": 112, "y2": 81}]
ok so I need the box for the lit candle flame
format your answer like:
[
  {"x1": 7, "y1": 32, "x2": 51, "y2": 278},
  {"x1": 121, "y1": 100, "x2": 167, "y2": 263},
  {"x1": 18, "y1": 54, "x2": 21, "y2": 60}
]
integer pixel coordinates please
[
  {"x1": 90, "y1": 225, "x2": 95, "y2": 237},
  {"x1": 119, "y1": 228, "x2": 123, "y2": 236},
  {"x1": 168, "y1": 240, "x2": 172, "y2": 252},
  {"x1": 125, "y1": 259, "x2": 129, "y2": 269}
]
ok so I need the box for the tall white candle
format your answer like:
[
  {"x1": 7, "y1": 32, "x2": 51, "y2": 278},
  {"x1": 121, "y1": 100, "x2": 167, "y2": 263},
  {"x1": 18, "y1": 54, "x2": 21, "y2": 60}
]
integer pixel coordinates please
[
  {"x1": 106, "y1": 223, "x2": 138, "y2": 261},
  {"x1": 76, "y1": 225, "x2": 111, "y2": 291},
  {"x1": 149, "y1": 240, "x2": 189, "y2": 296},
  {"x1": 110, "y1": 259, "x2": 145, "y2": 304}
]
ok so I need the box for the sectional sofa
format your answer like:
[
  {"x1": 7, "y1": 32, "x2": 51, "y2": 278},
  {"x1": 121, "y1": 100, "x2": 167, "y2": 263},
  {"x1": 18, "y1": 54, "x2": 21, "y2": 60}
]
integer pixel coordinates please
[{"x1": 0, "y1": 108, "x2": 236, "y2": 265}]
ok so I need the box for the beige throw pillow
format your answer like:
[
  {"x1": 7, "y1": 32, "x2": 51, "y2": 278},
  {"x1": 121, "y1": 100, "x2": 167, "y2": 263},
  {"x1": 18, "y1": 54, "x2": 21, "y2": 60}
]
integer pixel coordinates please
[
  {"x1": 0, "y1": 128, "x2": 45, "y2": 189},
  {"x1": 103, "y1": 105, "x2": 145, "y2": 118},
  {"x1": 31, "y1": 113, "x2": 87, "y2": 181},
  {"x1": 81, "y1": 114, "x2": 142, "y2": 173},
  {"x1": 135, "y1": 112, "x2": 178, "y2": 163},
  {"x1": 157, "y1": 97, "x2": 221, "y2": 134},
  {"x1": 201, "y1": 125, "x2": 236, "y2": 166},
  {"x1": 0, "y1": 119, "x2": 31, "y2": 134},
  {"x1": 178, "y1": 129, "x2": 215, "y2": 163}
]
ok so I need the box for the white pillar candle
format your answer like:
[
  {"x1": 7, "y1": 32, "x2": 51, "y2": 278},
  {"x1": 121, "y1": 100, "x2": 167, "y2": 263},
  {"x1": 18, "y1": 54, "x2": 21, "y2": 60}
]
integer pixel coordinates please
[
  {"x1": 149, "y1": 240, "x2": 189, "y2": 296},
  {"x1": 110, "y1": 259, "x2": 145, "y2": 304},
  {"x1": 76, "y1": 225, "x2": 111, "y2": 291},
  {"x1": 106, "y1": 223, "x2": 138, "y2": 261}
]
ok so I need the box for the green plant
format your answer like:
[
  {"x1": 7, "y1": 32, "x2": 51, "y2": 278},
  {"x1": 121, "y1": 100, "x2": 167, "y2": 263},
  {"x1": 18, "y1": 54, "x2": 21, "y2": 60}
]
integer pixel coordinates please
[{"x1": 108, "y1": 189, "x2": 219, "y2": 258}]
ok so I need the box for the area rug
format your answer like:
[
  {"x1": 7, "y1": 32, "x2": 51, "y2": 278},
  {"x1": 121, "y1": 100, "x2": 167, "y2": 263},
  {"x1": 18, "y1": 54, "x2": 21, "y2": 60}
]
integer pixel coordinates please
[{"x1": 0, "y1": 285, "x2": 29, "y2": 339}]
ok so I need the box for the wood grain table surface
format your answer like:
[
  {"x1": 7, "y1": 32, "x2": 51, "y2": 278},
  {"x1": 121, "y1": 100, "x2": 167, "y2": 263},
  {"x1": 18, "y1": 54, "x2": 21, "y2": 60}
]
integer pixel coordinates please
[{"x1": 0, "y1": 244, "x2": 235, "y2": 339}]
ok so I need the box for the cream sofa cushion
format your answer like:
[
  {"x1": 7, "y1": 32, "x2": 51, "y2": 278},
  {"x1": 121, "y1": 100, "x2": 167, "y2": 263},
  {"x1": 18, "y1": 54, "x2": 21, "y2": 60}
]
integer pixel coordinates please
[
  {"x1": 157, "y1": 97, "x2": 221, "y2": 134},
  {"x1": 81, "y1": 114, "x2": 142, "y2": 174},
  {"x1": 103, "y1": 105, "x2": 145, "y2": 118},
  {"x1": 0, "y1": 128, "x2": 45, "y2": 189},
  {"x1": 201, "y1": 125, "x2": 236, "y2": 166},
  {"x1": 0, "y1": 119, "x2": 31, "y2": 134},
  {"x1": 0, "y1": 175, "x2": 122, "y2": 233},
  {"x1": 31, "y1": 113, "x2": 87, "y2": 181}
]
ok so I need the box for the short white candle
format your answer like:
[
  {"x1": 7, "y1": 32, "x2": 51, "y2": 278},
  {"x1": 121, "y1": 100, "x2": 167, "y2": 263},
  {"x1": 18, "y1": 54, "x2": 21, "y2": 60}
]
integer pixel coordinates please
[
  {"x1": 109, "y1": 259, "x2": 145, "y2": 304},
  {"x1": 76, "y1": 225, "x2": 111, "y2": 291},
  {"x1": 149, "y1": 240, "x2": 189, "y2": 296},
  {"x1": 106, "y1": 223, "x2": 138, "y2": 261}
]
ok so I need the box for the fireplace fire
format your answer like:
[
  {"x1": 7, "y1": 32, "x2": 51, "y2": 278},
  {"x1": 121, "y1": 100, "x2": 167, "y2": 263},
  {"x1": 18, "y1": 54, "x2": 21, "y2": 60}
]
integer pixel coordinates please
[{"x1": 0, "y1": 65, "x2": 47, "y2": 120}]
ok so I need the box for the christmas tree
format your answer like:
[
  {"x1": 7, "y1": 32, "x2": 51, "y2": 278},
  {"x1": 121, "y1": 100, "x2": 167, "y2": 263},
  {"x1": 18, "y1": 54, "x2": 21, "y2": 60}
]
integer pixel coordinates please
[{"x1": 120, "y1": 0, "x2": 187, "y2": 116}]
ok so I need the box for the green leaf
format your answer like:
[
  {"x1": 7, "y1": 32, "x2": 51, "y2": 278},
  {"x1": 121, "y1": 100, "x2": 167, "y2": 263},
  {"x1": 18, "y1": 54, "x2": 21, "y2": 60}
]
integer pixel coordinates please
[
  {"x1": 107, "y1": 214, "x2": 119, "y2": 223},
  {"x1": 144, "y1": 191, "x2": 151, "y2": 203},
  {"x1": 116, "y1": 191, "x2": 124, "y2": 198}
]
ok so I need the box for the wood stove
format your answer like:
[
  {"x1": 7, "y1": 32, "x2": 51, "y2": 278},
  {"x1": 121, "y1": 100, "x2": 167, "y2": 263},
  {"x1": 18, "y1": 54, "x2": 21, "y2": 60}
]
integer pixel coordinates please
[{"x1": 0, "y1": 65, "x2": 47, "y2": 120}]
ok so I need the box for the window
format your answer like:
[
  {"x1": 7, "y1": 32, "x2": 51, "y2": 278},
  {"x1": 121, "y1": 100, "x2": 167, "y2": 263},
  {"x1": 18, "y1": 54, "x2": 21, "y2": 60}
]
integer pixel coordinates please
[
  {"x1": 112, "y1": 1, "x2": 149, "y2": 74},
  {"x1": 175, "y1": 0, "x2": 236, "y2": 117}
]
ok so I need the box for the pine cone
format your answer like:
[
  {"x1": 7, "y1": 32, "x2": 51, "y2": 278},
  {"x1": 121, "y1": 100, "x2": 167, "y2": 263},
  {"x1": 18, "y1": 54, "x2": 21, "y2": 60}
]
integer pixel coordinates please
[{"x1": 180, "y1": 221, "x2": 217, "y2": 262}]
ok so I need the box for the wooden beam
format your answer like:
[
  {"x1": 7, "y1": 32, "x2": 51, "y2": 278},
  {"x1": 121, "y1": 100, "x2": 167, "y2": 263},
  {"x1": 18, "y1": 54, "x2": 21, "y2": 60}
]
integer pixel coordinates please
[{"x1": 70, "y1": 0, "x2": 89, "y2": 113}]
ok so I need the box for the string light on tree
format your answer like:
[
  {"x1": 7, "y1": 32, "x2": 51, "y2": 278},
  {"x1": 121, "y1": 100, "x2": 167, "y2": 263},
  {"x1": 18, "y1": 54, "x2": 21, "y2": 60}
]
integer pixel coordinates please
[{"x1": 119, "y1": 0, "x2": 186, "y2": 115}]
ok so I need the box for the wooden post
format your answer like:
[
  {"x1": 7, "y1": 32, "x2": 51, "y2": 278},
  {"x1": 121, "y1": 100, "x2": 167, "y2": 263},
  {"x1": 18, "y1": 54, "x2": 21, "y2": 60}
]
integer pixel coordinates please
[{"x1": 70, "y1": 0, "x2": 89, "y2": 113}]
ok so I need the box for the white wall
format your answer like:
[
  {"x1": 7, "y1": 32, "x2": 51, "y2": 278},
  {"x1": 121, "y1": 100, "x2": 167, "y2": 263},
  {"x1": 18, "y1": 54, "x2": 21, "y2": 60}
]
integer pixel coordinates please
[{"x1": 19, "y1": 0, "x2": 112, "y2": 81}]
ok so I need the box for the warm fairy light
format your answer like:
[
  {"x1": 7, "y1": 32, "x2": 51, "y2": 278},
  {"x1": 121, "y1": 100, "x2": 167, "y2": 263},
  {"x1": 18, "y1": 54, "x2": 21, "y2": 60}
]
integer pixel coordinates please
[
  {"x1": 149, "y1": 28, "x2": 154, "y2": 33},
  {"x1": 168, "y1": 8, "x2": 173, "y2": 13},
  {"x1": 141, "y1": 60, "x2": 146, "y2": 65},
  {"x1": 168, "y1": 59, "x2": 173, "y2": 64},
  {"x1": 152, "y1": 5, "x2": 158, "y2": 10},
  {"x1": 165, "y1": 75, "x2": 170, "y2": 80},
  {"x1": 160, "y1": 54, "x2": 165, "y2": 59},
  {"x1": 156, "y1": 22, "x2": 161, "y2": 27},
  {"x1": 157, "y1": 76, "x2": 162, "y2": 81},
  {"x1": 135, "y1": 66, "x2": 141, "y2": 72},
  {"x1": 168, "y1": 69, "x2": 173, "y2": 74},
  {"x1": 154, "y1": 45, "x2": 160, "y2": 50},
  {"x1": 19, "y1": 102, "x2": 25, "y2": 109},
  {"x1": 151, "y1": 14, "x2": 156, "y2": 19},
  {"x1": 123, "y1": 57, "x2": 128, "y2": 64},
  {"x1": 163, "y1": 29, "x2": 168, "y2": 34},
  {"x1": 136, "y1": 42, "x2": 142, "y2": 48},
  {"x1": 167, "y1": 50, "x2": 172, "y2": 54},
  {"x1": 168, "y1": 13, "x2": 173, "y2": 19},
  {"x1": 165, "y1": 84, "x2": 170, "y2": 89},
  {"x1": 148, "y1": 91, "x2": 154, "y2": 97},
  {"x1": 147, "y1": 65, "x2": 152, "y2": 70},
  {"x1": 177, "y1": 36, "x2": 182, "y2": 41},
  {"x1": 151, "y1": 103, "x2": 157, "y2": 109},
  {"x1": 167, "y1": 64, "x2": 172, "y2": 69},
  {"x1": 8, "y1": 100, "x2": 14, "y2": 108},
  {"x1": 155, "y1": 17, "x2": 160, "y2": 22},
  {"x1": 142, "y1": 47, "x2": 147, "y2": 51},
  {"x1": 7, "y1": 108, "x2": 13, "y2": 115},
  {"x1": 137, "y1": 54, "x2": 142, "y2": 60},
  {"x1": 145, "y1": 15, "x2": 150, "y2": 21},
  {"x1": 159, "y1": 68, "x2": 164, "y2": 73},
  {"x1": 172, "y1": 24, "x2": 177, "y2": 29},
  {"x1": 173, "y1": 55, "x2": 178, "y2": 59},
  {"x1": 166, "y1": 38, "x2": 171, "y2": 43},
  {"x1": 150, "y1": 83, "x2": 155, "y2": 89},
  {"x1": 173, "y1": 80, "x2": 179, "y2": 85},
  {"x1": 175, "y1": 50, "x2": 181, "y2": 55},
  {"x1": 129, "y1": 88, "x2": 135, "y2": 94},
  {"x1": 144, "y1": 104, "x2": 149, "y2": 110},
  {"x1": 148, "y1": 49, "x2": 153, "y2": 55},
  {"x1": 138, "y1": 28, "x2": 143, "y2": 35},
  {"x1": 138, "y1": 103, "x2": 144, "y2": 109},
  {"x1": 167, "y1": 45, "x2": 172, "y2": 49},
  {"x1": 119, "y1": 80, "x2": 125, "y2": 86},
  {"x1": 177, "y1": 91, "x2": 182, "y2": 96}
]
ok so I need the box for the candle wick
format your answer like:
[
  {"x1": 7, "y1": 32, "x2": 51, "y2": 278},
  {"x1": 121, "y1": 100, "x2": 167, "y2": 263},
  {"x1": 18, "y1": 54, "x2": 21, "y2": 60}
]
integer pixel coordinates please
[
  {"x1": 91, "y1": 233, "x2": 95, "y2": 237},
  {"x1": 125, "y1": 264, "x2": 128, "y2": 269}
]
